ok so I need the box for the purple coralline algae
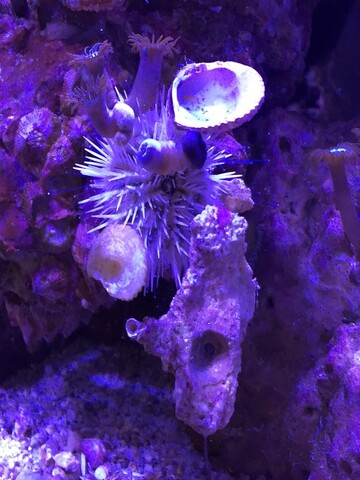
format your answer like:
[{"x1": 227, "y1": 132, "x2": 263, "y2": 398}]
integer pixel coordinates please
[
  {"x1": 227, "y1": 104, "x2": 360, "y2": 478},
  {"x1": 0, "y1": 14, "x2": 112, "y2": 350}
]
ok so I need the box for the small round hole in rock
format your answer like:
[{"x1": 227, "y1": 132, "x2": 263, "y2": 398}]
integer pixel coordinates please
[{"x1": 190, "y1": 330, "x2": 229, "y2": 368}]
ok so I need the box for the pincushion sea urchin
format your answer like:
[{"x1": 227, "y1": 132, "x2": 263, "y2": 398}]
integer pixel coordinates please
[{"x1": 75, "y1": 97, "x2": 239, "y2": 291}]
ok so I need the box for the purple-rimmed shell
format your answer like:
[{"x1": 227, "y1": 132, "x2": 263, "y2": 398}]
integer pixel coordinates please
[{"x1": 171, "y1": 61, "x2": 265, "y2": 131}]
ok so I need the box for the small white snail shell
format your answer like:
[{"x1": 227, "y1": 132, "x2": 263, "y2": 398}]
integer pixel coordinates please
[
  {"x1": 84, "y1": 98, "x2": 135, "y2": 143},
  {"x1": 111, "y1": 101, "x2": 135, "y2": 144}
]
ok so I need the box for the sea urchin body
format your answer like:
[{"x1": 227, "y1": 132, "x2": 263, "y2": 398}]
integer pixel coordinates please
[{"x1": 75, "y1": 99, "x2": 239, "y2": 291}]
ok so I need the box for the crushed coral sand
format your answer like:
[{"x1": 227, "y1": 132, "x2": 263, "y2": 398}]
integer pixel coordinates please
[{"x1": 0, "y1": 337, "x2": 236, "y2": 480}]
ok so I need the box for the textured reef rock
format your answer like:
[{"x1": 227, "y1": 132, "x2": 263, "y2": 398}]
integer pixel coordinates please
[
  {"x1": 2, "y1": 0, "x2": 360, "y2": 479},
  {"x1": 221, "y1": 103, "x2": 360, "y2": 478},
  {"x1": 0, "y1": 14, "x2": 114, "y2": 352},
  {"x1": 286, "y1": 324, "x2": 360, "y2": 480},
  {"x1": 126, "y1": 205, "x2": 257, "y2": 436}
]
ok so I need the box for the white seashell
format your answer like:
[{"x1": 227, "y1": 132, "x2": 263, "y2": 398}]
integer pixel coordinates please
[
  {"x1": 171, "y1": 61, "x2": 265, "y2": 131},
  {"x1": 87, "y1": 224, "x2": 147, "y2": 301}
]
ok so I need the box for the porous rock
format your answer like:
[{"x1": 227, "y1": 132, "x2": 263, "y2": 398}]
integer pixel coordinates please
[{"x1": 127, "y1": 205, "x2": 257, "y2": 436}]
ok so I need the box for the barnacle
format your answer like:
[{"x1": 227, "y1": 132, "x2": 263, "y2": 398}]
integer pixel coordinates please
[
  {"x1": 14, "y1": 108, "x2": 61, "y2": 177},
  {"x1": 15, "y1": 108, "x2": 60, "y2": 152},
  {"x1": 31, "y1": 258, "x2": 69, "y2": 302},
  {"x1": 75, "y1": 98, "x2": 239, "y2": 290}
]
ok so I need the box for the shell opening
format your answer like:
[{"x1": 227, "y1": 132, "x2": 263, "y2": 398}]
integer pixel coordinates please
[{"x1": 126, "y1": 318, "x2": 142, "y2": 339}]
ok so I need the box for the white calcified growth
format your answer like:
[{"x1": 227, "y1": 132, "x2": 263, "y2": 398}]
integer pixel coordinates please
[
  {"x1": 87, "y1": 224, "x2": 147, "y2": 301},
  {"x1": 126, "y1": 205, "x2": 258, "y2": 436},
  {"x1": 172, "y1": 60, "x2": 265, "y2": 131},
  {"x1": 75, "y1": 99, "x2": 238, "y2": 290}
]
